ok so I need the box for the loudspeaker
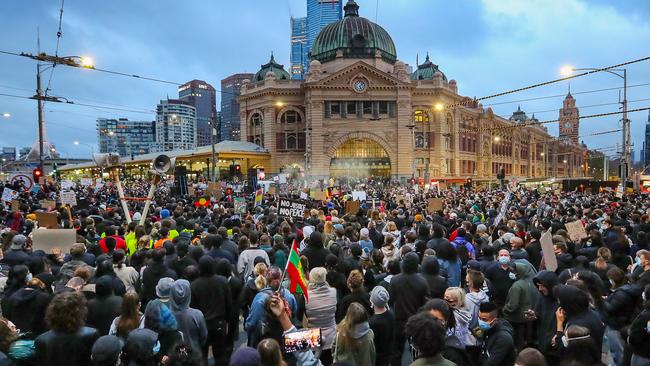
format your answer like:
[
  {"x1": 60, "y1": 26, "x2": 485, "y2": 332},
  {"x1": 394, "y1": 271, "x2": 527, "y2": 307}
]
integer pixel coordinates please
[
  {"x1": 93, "y1": 153, "x2": 121, "y2": 168},
  {"x1": 151, "y1": 155, "x2": 176, "y2": 175},
  {"x1": 173, "y1": 166, "x2": 188, "y2": 196}
]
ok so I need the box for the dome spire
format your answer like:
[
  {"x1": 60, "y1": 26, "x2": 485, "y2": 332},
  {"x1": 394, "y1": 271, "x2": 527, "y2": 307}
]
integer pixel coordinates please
[{"x1": 344, "y1": 0, "x2": 359, "y2": 17}]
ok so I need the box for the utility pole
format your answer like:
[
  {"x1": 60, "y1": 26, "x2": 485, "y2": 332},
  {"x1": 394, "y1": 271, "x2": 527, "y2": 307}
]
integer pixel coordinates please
[
  {"x1": 36, "y1": 63, "x2": 45, "y2": 171},
  {"x1": 210, "y1": 116, "x2": 217, "y2": 183},
  {"x1": 621, "y1": 69, "x2": 630, "y2": 188}
]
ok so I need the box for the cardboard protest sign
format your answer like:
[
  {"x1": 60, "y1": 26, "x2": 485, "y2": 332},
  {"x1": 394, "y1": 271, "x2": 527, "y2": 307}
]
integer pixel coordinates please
[
  {"x1": 35, "y1": 211, "x2": 59, "y2": 229},
  {"x1": 309, "y1": 190, "x2": 326, "y2": 201},
  {"x1": 234, "y1": 197, "x2": 247, "y2": 214},
  {"x1": 11, "y1": 200, "x2": 20, "y2": 212},
  {"x1": 31, "y1": 228, "x2": 76, "y2": 254},
  {"x1": 540, "y1": 229, "x2": 557, "y2": 272},
  {"x1": 352, "y1": 191, "x2": 367, "y2": 202},
  {"x1": 278, "y1": 198, "x2": 306, "y2": 220},
  {"x1": 40, "y1": 200, "x2": 57, "y2": 211},
  {"x1": 268, "y1": 186, "x2": 277, "y2": 195},
  {"x1": 345, "y1": 200, "x2": 361, "y2": 215},
  {"x1": 187, "y1": 186, "x2": 196, "y2": 197},
  {"x1": 60, "y1": 191, "x2": 77, "y2": 206},
  {"x1": 427, "y1": 198, "x2": 443, "y2": 213},
  {"x1": 2, "y1": 187, "x2": 18, "y2": 203},
  {"x1": 565, "y1": 220, "x2": 588, "y2": 243}
]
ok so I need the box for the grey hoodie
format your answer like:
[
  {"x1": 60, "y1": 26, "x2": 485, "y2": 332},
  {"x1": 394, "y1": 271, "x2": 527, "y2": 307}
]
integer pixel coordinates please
[{"x1": 170, "y1": 279, "x2": 208, "y2": 353}]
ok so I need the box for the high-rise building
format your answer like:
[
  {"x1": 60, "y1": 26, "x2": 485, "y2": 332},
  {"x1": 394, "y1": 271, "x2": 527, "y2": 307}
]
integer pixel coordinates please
[
  {"x1": 304, "y1": 0, "x2": 342, "y2": 75},
  {"x1": 644, "y1": 111, "x2": 650, "y2": 166},
  {"x1": 18, "y1": 147, "x2": 30, "y2": 160},
  {"x1": 559, "y1": 91, "x2": 579, "y2": 145},
  {"x1": 220, "y1": 73, "x2": 254, "y2": 141},
  {"x1": 178, "y1": 79, "x2": 216, "y2": 147},
  {"x1": 97, "y1": 118, "x2": 156, "y2": 157},
  {"x1": 1, "y1": 147, "x2": 16, "y2": 162},
  {"x1": 290, "y1": 17, "x2": 308, "y2": 79},
  {"x1": 154, "y1": 99, "x2": 197, "y2": 152}
]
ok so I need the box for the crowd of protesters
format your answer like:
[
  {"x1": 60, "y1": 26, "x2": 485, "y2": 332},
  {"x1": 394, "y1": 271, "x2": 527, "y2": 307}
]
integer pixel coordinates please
[{"x1": 0, "y1": 175, "x2": 650, "y2": 366}]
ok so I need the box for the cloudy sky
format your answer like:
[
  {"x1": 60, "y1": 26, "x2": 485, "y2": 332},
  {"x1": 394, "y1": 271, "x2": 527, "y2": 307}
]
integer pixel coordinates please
[{"x1": 1, "y1": 0, "x2": 649, "y2": 162}]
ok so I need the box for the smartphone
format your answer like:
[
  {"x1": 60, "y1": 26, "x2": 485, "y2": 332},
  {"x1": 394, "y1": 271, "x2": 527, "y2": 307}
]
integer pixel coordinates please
[{"x1": 283, "y1": 328, "x2": 321, "y2": 353}]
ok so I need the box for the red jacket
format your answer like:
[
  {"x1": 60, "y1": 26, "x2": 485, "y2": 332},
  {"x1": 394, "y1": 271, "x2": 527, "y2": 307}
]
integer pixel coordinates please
[{"x1": 99, "y1": 235, "x2": 127, "y2": 254}]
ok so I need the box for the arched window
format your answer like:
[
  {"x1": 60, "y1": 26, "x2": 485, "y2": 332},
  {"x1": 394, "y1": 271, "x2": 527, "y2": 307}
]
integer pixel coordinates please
[
  {"x1": 277, "y1": 109, "x2": 305, "y2": 151},
  {"x1": 248, "y1": 112, "x2": 264, "y2": 147}
]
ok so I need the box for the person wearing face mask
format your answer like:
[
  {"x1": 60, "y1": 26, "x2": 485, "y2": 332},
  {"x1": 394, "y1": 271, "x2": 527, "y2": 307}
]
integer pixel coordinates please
[
  {"x1": 484, "y1": 249, "x2": 515, "y2": 308},
  {"x1": 502, "y1": 262, "x2": 538, "y2": 352},
  {"x1": 420, "y1": 299, "x2": 473, "y2": 366},
  {"x1": 628, "y1": 285, "x2": 650, "y2": 366},
  {"x1": 530, "y1": 270, "x2": 559, "y2": 365},
  {"x1": 556, "y1": 325, "x2": 601, "y2": 366},
  {"x1": 478, "y1": 301, "x2": 516, "y2": 366},
  {"x1": 636, "y1": 250, "x2": 650, "y2": 288}
]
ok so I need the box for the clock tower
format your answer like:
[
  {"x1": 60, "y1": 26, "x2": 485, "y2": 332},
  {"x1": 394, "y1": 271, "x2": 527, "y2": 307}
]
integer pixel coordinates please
[{"x1": 559, "y1": 91, "x2": 579, "y2": 144}]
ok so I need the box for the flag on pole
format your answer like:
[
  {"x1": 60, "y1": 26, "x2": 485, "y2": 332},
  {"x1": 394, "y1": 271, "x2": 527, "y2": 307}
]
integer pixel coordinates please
[
  {"x1": 285, "y1": 239, "x2": 308, "y2": 301},
  {"x1": 254, "y1": 188, "x2": 263, "y2": 207}
]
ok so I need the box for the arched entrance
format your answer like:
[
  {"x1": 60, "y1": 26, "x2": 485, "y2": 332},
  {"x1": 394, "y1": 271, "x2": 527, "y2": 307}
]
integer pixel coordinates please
[
  {"x1": 330, "y1": 138, "x2": 391, "y2": 178},
  {"x1": 280, "y1": 163, "x2": 304, "y2": 180}
]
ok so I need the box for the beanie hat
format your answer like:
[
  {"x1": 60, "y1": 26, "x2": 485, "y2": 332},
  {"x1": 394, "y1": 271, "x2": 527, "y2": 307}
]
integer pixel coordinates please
[
  {"x1": 370, "y1": 286, "x2": 389, "y2": 308},
  {"x1": 160, "y1": 209, "x2": 170, "y2": 219},
  {"x1": 359, "y1": 228, "x2": 369, "y2": 238},
  {"x1": 230, "y1": 346, "x2": 261, "y2": 366},
  {"x1": 91, "y1": 335, "x2": 122, "y2": 365}
]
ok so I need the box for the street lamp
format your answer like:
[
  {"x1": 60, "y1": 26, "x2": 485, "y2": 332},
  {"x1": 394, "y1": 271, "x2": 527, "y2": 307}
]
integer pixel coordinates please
[
  {"x1": 2, "y1": 112, "x2": 10, "y2": 118},
  {"x1": 493, "y1": 136, "x2": 500, "y2": 142},
  {"x1": 434, "y1": 102, "x2": 444, "y2": 111},
  {"x1": 561, "y1": 64, "x2": 629, "y2": 185}
]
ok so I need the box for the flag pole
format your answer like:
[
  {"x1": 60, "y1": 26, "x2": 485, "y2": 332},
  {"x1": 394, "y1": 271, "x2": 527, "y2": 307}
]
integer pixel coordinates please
[{"x1": 276, "y1": 239, "x2": 294, "y2": 295}]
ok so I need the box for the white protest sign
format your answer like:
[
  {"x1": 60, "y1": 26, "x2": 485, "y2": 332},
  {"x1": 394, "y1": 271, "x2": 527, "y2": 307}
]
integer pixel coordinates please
[
  {"x1": 540, "y1": 229, "x2": 557, "y2": 272},
  {"x1": 352, "y1": 191, "x2": 367, "y2": 202},
  {"x1": 80, "y1": 178, "x2": 92, "y2": 186},
  {"x1": 300, "y1": 191, "x2": 309, "y2": 200},
  {"x1": 2, "y1": 187, "x2": 18, "y2": 203},
  {"x1": 60, "y1": 191, "x2": 77, "y2": 206},
  {"x1": 60, "y1": 180, "x2": 74, "y2": 190}
]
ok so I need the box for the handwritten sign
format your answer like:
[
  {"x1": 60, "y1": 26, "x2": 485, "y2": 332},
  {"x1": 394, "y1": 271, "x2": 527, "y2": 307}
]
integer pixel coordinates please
[
  {"x1": 80, "y1": 178, "x2": 93, "y2": 186},
  {"x1": 278, "y1": 198, "x2": 306, "y2": 220},
  {"x1": 565, "y1": 220, "x2": 588, "y2": 243},
  {"x1": 2, "y1": 187, "x2": 18, "y2": 203},
  {"x1": 352, "y1": 191, "x2": 367, "y2": 202},
  {"x1": 60, "y1": 180, "x2": 74, "y2": 190},
  {"x1": 427, "y1": 198, "x2": 443, "y2": 213},
  {"x1": 234, "y1": 197, "x2": 247, "y2": 214},
  {"x1": 60, "y1": 191, "x2": 77, "y2": 206},
  {"x1": 345, "y1": 200, "x2": 361, "y2": 215},
  {"x1": 35, "y1": 212, "x2": 59, "y2": 229},
  {"x1": 32, "y1": 228, "x2": 76, "y2": 253}
]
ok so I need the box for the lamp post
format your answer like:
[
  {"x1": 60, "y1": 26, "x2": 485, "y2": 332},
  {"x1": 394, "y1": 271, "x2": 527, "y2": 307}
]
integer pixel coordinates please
[{"x1": 563, "y1": 66, "x2": 629, "y2": 185}]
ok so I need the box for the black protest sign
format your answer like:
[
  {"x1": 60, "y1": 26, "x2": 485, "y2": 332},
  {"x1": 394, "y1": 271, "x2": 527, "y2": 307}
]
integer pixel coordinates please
[{"x1": 278, "y1": 198, "x2": 306, "y2": 221}]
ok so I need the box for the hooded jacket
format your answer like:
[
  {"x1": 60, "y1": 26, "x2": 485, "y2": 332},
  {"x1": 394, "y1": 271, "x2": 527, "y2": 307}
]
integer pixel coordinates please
[
  {"x1": 481, "y1": 319, "x2": 516, "y2": 366},
  {"x1": 555, "y1": 285, "x2": 605, "y2": 350},
  {"x1": 503, "y1": 262, "x2": 538, "y2": 323},
  {"x1": 3, "y1": 286, "x2": 51, "y2": 335},
  {"x1": 533, "y1": 270, "x2": 559, "y2": 355},
  {"x1": 87, "y1": 276, "x2": 123, "y2": 336},
  {"x1": 603, "y1": 283, "x2": 643, "y2": 329},
  {"x1": 419, "y1": 256, "x2": 448, "y2": 299},
  {"x1": 123, "y1": 328, "x2": 161, "y2": 366},
  {"x1": 389, "y1": 253, "x2": 429, "y2": 322},
  {"x1": 333, "y1": 322, "x2": 376, "y2": 366},
  {"x1": 170, "y1": 279, "x2": 208, "y2": 355},
  {"x1": 300, "y1": 231, "x2": 330, "y2": 270},
  {"x1": 628, "y1": 309, "x2": 650, "y2": 358},
  {"x1": 190, "y1": 256, "x2": 232, "y2": 325}
]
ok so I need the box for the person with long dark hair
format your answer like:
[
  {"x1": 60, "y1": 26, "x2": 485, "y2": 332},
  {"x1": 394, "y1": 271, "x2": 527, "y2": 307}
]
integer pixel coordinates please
[{"x1": 109, "y1": 291, "x2": 144, "y2": 341}]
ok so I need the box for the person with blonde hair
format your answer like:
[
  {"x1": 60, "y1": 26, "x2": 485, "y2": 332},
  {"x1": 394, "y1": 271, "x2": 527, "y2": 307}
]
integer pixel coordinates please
[
  {"x1": 333, "y1": 302, "x2": 375, "y2": 366},
  {"x1": 382, "y1": 221, "x2": 401, "y2": 247},
  {"x1": 444, "y1": 287, "x2": 475, "y2": 347},
  {"x1": 242, "y1": 261, "x2": 268, "y2": 320}
]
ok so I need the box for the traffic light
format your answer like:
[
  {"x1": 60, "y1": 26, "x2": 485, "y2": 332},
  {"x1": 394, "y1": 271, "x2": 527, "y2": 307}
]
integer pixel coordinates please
[
  {"x1": 33, "y1": 167, "x2": 43, "y2": 182},
  {"x1": 465, "y1": 178, "x2": 473, "y2": 189},
  {"x1": 234, "y1": 164, "x2": 241, "y2": 174}
]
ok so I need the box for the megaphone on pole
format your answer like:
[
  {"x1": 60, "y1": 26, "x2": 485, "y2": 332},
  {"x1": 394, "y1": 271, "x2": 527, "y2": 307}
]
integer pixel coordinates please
[{"x1": 151, "y1": 154, "x2": 176, "y2": 175}]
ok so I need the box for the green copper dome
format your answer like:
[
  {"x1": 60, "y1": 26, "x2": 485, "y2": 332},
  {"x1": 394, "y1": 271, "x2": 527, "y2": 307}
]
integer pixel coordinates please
[
  {"x1": 310, "y1": 0, "x2": 397, "y2": 64},
  {"x1": 253, "y1": 53, "x2": 290, "y2": 82},
  {"x1": 411, "y1": 54, "x2": 447, "y2": 81}
]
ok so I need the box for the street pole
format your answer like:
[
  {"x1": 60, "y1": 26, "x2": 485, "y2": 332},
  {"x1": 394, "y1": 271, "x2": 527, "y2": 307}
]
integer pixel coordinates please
[
  {"x1": 36, "y1": 63, "x2": 45, "y2": 171},
  {"x1": 621, "y1": 69, "x2": 629, "y2": 188},
  {"x1": 211, "y1": 117, "x2": 216, "y2": 183}
]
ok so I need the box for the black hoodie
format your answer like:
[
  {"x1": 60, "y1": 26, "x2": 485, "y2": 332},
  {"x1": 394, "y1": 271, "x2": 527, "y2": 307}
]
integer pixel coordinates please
[
  {"x1": 419, "y1": 256, "x2": 448, "y2": 299},
  {"x1": 87, "y1": 275, "x2": 123, "y2": 336},
  {"x1": 389, "y1": 252, "x2": 428, "y2": 322},
  {"x1": 190, "y1": 256, "x2": 232, "y2": 325},
  {"x1": 300, "y1": 231, "x2": 330, "y2": 269},
  {"x1": 3, "y1": 286, "x2": 51, "y2": 335},
  {"x1": 533, "y1": 270, "x2": 559, "y2": 355},
  {"x1": 554, "y1": 284, "x2": 605, "y2": 350}
]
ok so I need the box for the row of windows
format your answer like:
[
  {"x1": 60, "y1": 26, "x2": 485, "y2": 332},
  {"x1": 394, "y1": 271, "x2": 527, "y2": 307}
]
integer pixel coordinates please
[
  {"x1": 324, "y1": 101, "x2": 396, "y2": 119},
  {"x1": 492, "y1": 163, "x2": 513, "y2": 175},
  {"x1": 460, "y1": 160, "x2": 476, "y2": 175}
]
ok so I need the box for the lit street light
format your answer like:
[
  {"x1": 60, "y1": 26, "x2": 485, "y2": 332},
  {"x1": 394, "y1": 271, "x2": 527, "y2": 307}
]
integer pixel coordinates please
[
  {"x1": 434, "y1": 103, "x2": 444, "y2": 111},
  {"x1": 494, "y1": 136, "x2": 501, "y2": 142},
  {"x1": 2, "y1": 112, "x2": 10, "y2": 118}
]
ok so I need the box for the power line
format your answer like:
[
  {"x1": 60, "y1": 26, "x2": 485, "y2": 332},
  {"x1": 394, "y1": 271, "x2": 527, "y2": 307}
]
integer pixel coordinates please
[
  {"x1": 0, "y1": 92, "x2": 155, "y2": 114},
  {"x1": 494, "y1": 97, "x2": 650, "y2": 120},
  {"x1": 484, "y1": 82, "x2": 650, "y2": 107}
]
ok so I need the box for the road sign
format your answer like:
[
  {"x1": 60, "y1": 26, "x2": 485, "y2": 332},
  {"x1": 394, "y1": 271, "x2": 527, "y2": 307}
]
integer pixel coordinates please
[{"x1": 10, "y1": 174, "x2": 33, "y2": 190}]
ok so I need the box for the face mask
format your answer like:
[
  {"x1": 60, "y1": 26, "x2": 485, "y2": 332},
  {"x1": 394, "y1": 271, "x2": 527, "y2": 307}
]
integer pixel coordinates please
[
  {"x1": 25, "y1": 273, "x2": 32, "y2": 282},
  {"x1": 478, "y1": 319, "x2": 492, "y2": 331},
  {"x1": 609, "y1": 279, "x2": 616, "y2": 287},
  {"x1": 586, "y1": 241, "x2": 592, "y2": 247},
  {"x1": 647, "y1": 321, "x2": 650, "y2": 334},
  {"x1": 498, "y1": 256, "x2": 510, "y2": 265},
  {"x1": 643, "y1": 292, "x2": 646, "y2": 302},
  {"x1": 509, "y1": 272, "x2": 517, "y2": 280},
  {"x1": 636, "y1": 257, "x2": 642, "y2": 266}
]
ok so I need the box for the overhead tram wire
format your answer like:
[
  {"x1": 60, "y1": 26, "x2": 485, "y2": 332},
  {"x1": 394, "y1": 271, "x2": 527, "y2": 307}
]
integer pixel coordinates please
[
  {"x1": 0, "y1": 92, "x2": 155, "y2": 115},
  {"x1": 494, "y1": 97, "x2": 650, "y2": 120},
  {"x1": 458, "y1": 107, "x2": 650, "y2": 134},
  {"x1": 44, "y1": 0, "x2": 66, "y2": 96},
  {"x1": 447, "y1": 56, "x2": 650, "y2": 109}
]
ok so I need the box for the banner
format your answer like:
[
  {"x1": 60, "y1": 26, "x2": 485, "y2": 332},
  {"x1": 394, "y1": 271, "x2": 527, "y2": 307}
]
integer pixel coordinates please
[
  {"x1": 278, "y1": 198, "x2": 306, "y2": 220},
  {"x1": 255, "y1": 188, "x2": 263, "y2": 206}
]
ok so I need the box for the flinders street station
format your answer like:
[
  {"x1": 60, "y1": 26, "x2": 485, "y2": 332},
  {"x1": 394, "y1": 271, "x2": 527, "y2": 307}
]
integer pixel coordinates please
[{"x1": 239, "y1": 0, "x2": 588, "y2": 183}]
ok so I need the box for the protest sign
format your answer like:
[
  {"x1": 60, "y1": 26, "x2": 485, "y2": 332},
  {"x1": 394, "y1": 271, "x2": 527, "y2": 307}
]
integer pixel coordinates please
[
  {"x1": 80, "y1": 178, "x2": 92, "y2": 186},
  {"x1": 234, "y1": 197, "x2": 247, "y2": 214},
  {"x1": 540, "y1": 229, "x2": 557, "y2": 272},
  {"x1": 32, "y1": 228, "x2": 76, "y2": 254},
  {"x1": 60, "y1": 180, "x2": 74, "y2": 190},
  {"x1": 40, "y1": 200, "x2": 57, "y2": 211},
  {"x1": 255, "y1": 188, "x2": 263, "y2": 206},
  {"x1": 278, "y1": 198, "x2": 306, "y2": 220},
  {"x1": 60, "y1": 191, "x2": 77, "y2": 206},
  {"x1": 427, "y1": 198, "x2": 443, "y2": 213},
  {"x1": 352, "y1": 191, "x2": 367, "y2": 202},
  {"x1": 35, "y1": 211, "x2": 59, "y2": 229},
  {"x1": 565, "y1": 220, "x2": 588, "y2": 243},
  {"x1": 11, "y1": 200, "x2": 20, "y2": 212},
  {"x1": 187, "y1": 186, "x2": 196, "y2": 197},
  {"x1": 300, "y1": 191, "x2": 309, "y2": 200},
  {"x1": 345, "y1": 200, "x2": 361, "y2": 215},
  {"x1": 268, "y1": 186, "x2": 277, "y2": 195},
  {"x1": 312, "y1": 190, "x2": 327, "y2": 201},
  {"x1": 2, "y1": 187, "x2": 18, "y2": 203}
]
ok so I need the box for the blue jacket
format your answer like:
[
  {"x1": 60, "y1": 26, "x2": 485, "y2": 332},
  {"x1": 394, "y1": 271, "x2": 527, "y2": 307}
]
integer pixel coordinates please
[
  {"x1": 244, "y1": 287, "x2": 297, "y2": 331},
  {"x1": 438, "y1": 258, "x2": 462, "y2": 287}
]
